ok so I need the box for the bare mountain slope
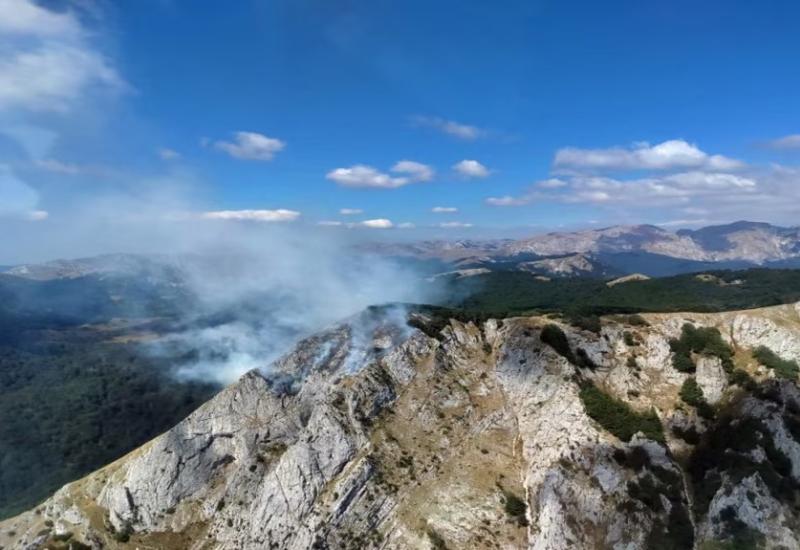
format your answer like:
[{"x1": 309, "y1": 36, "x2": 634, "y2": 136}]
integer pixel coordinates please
[
  {"x1": 369, "y1": 221, "x2": 800, "y2": 269},
  {"x1": 3, "y1": 303, "x2": 800, "y2": 549}
]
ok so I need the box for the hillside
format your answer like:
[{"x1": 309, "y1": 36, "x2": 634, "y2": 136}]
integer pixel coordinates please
[
  {"x1": 0, "y1": 329, "x2": 217, "y2": 520},
  {"x1": 3, "y1": 302, "x2": 800, "y2": 549},
  {"x1": 446, "y1": 268, "x2": 800, "y2": 317}
]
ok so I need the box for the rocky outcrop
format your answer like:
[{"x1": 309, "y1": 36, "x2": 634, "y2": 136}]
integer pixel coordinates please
[{"x1": 3, "y1": 304, "x2": 800, "y2": 549}]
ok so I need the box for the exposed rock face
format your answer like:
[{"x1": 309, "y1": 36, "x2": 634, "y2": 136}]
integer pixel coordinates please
[
  {"x1": 4, "y1": 304, "x2": 800, "y2": 549},
  {"x1": 516, "y1": 253, "x2": 597, "y2": 276}
]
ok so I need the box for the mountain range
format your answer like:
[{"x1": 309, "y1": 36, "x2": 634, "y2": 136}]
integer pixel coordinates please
[
  {"x1": 372, "y1": 221, "x2": 800, "y2": 278},
  {"x1": 3, "y1": 302, "x2": 800, "y2": 549}
]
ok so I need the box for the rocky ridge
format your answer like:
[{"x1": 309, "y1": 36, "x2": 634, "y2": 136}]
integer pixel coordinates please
[{"x1": 3, "y1": 303, "x2": 800, "y2": 549}]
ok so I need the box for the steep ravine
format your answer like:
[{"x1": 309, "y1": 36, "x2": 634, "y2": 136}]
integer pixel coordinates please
[{"x1": 3, "y1": 303, "x2": 800, "y2": 549}]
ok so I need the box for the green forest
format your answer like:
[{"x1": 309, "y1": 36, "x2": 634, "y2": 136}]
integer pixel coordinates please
[
  {"x1": 0, "y1": 333, "x2": 216, "y2": 519},
  {"x1": 446, "y1": 268, "x2": 800, "y2": 317}
]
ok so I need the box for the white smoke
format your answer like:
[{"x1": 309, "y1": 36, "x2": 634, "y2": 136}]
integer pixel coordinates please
[
  {"x1": 0, "y1": 176, "x2": 441, "y2": 385},
  {"x1": 136, "y1": 224, "x2": 437, "y2": 384}
]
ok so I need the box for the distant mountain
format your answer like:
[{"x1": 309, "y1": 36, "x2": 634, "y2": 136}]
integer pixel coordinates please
[
  {"x1": 0, "y1": 254, "x2": 192, "y2": 326},
  {"x1": 451, "y1": 252, "x2": 621, "y2": 279},
  {"x1": 3, "y1": 253, "x2": 183, "y2": 281},
  {"x1": 371, "y1": 221, "x2": 800, "y2": 278}
]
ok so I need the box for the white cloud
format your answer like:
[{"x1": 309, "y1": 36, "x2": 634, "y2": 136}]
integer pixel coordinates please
[
  {"x1": 553, "y1": 139, "x2": 744, "y2": 173},
  {"x1": 359, "y1": 218, "x2": 393, "y2": 229},
  {"x1": 432, "y1": 206, "x2": 458, "y2": 213},
  {"x1": 538, "y1": 178, "x2": 567, "y2": 188},
  {"x1": 339, "y1": 208, "x2": 363, "y2": 215},
  {"x1": 453, "y1": 159, "x2": 490, "y2": 178},
  {"x1": 0, "y1": 0, "x2": 125, "y2": 113},
  {"x1": 485, "y1": 195, "x2": 529, "y2": 206},
  {"x1": 656, "y1": 218, "x2": 709, "y2": 227},
  {"x1": 0, "y1": 0, "x2": 80, "y2": 37},
  {"x1": 327, "y1": 165, "x2": 406, "y2": 188},
  {"x1": 766, "y1": 134, "x2": 800, "y2": 150},
  {"x1": 27, "y1": 209, "x2": 48, "y2": 221},
  {"x1": 201, "y1": 209, "x2": 300, "y2": 222},
  {"x1": 438, "y1": 221, "x2": 473, "y2": 228},
  {"x1": 397, "y1": 222, "x2": 416, "y2": 229},
  {"x1": 214, "y1": 131, "x2": 285, "y2": 161},
  {"x1": 36, "y1": 158, "x2": 82, "y2": 174},
  {"x1": 35, "y1": 158, "x2": 114, "y2": 177},
  {"x1": 327, "y1": 161, "x2": 433, "y2": 188},
  {"x1": 551, "y1": 172, "x2": 758, "y2": 206},
  {"x1": 317, "y1": 220, "x2": 343, "y2": 226},
  {"x1": 486, "y1": 170, "x2": 760, "y2": 210},
  {"x1": 158, "y1": 148, "x2": 181, "y2": 160},
  {"x1": 412, "y1": 116, "x2": 483, "y2": 140},
  {"x1": 392, "y1": 160, "x2": 434, "y2": 181}
]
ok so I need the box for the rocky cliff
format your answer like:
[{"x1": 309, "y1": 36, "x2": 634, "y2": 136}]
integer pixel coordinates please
[{"x1": 3, "y1": 302, "x2": 800, "y2": 549}]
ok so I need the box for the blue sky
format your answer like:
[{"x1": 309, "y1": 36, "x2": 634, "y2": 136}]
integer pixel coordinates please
[{"x1": 2, "y1": 0, "x2": 800, "y2": 243}]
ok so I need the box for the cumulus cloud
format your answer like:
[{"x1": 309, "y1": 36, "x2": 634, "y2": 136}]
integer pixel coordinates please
[
  {"x1": 214, "y1": 131, "x2": 285, "y2": 161},
  {"x1": 392, "y1": 160, "x2": 434, "y2": 181},
  {"x1": 317, "y1": 220, "x2": 343, "y2": 226},
  {"x1": 326, "y1": 161, "x2": 433, "y2": 188},
  {"x1": 432, "y1": 206, "x2": 458, "y2": 213},
  {"x1": 201, "y1": 209, "x2": 300, "y2": 222},
  {"x1": 0, "y1": 0, "x2": 125, "y2": 113},
  {"x1": 412, "y1": 115, "x2": 483, "y2": 140},
  {"x1": 339, "y1": 208, "x2": 363, "y2": 215},
  {"x1": 453, "y1": 159, "x2": 490, "y2": 178},
  {"x1": 358, "y1": 218, "x2": 393, "y2": 228},
  {"x1": 766, "y1": 134, "x2": 800, "y2": 150},
  {"x1": 486, "y1": 170, "x2": 762, "y2": 212},
  {"x1": 553, "y1": 139, "x2": 744, "y2": 173}
]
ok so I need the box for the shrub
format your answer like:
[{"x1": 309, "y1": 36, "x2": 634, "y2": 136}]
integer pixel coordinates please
[
  {"x1": 680, "y1": 378, "x2": 715, "y2": 419},
  {"x1": 502, "y1": 491, "x2": 529, "y2": 526},
  {"x1": 575, "y1": 348, "x2": 599, "y2": 370},
  {"x1": 540, "y1": 324, "x2": 576, "y2": 363},
  {"x1": 671, "y1": 352, "x2": 696, "y2": 373},
  {"x1": 579, "y1": 383, "x2": 664, "y2": 443},
  {"x1": 672, "y1": 425, "x2": 700, "y2": 445},
  {"x1": 112, "y1": 522, "x2": 132, "y2": 543},
  {"x1": 679, "y1": 378, "x2": 704, "y2": 407},
  {"x1": 427, "y1": 528, "x2": 447, "y2": 550},
  {"x1": 623, "y1": 331, "x2": 637, "y2": 346},
  {"x1": 567, "y1": 313, "x2": 601, "y2": 334},
  {"x1": 753, "y1": 346, "x2": 799, "y2": 380},
  {"x1": 626, "y1": 314, "x2": 649, "y2": 326},
  {"x1": 670, "y1": 324, "x2": 733, "y2": 374},
  {"x1": 728, "y1": 369, "x2": 756, "y2": 390}
]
